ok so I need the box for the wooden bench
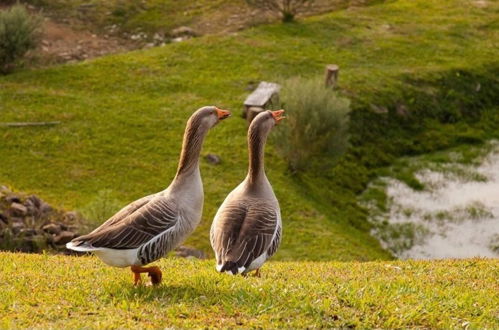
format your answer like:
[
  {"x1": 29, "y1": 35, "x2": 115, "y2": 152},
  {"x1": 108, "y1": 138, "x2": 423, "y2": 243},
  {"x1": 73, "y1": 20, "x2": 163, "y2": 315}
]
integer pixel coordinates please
[{"x1": 243, "y1": 81, "x2": 281, "y2": 123}]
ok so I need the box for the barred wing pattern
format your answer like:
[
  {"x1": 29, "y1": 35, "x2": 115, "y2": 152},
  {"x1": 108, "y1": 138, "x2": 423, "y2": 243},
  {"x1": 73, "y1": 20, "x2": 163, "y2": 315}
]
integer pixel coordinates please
[
  {"x1": 266, "y1": 222, "x2": 281, "y2": 258},
  {"x1": 88, "y1": 193, "x2": 156, "y2": 231},
  {"x1": 72, "y1": 195, "x2": 179, "y2": 263},
  {"x1": 212, "y1": 199, "x2": 280, "y2": 270}
]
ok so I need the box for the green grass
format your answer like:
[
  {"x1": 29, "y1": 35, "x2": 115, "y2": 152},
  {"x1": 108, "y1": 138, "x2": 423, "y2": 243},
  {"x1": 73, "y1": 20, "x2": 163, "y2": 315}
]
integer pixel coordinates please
[
  {"x1": 0, "y1": 252, "x2": 497, "y2": 328},
  {"x1": 0, "y1": 0, "x2": 498, "y2": 260}
]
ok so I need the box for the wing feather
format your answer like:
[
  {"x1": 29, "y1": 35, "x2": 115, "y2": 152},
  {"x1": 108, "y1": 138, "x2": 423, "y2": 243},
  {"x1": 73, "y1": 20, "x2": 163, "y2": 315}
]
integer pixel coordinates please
[
  {"x1": 71, "y1": 195, "x2": 178, "y2": 250},
  {"x1": 212, "y1": 199, "x2": 278, "y2": 271}
]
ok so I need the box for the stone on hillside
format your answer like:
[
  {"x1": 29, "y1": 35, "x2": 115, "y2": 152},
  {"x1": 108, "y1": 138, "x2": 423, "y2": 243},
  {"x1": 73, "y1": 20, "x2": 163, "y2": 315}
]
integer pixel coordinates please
[
  {"x1": 5, "y1": 194, "x2": 21, "y2": 204},
  {"x1": 39, "y1": 201, "x2": 53, "y2": 215},
  {"x1": 42, "y1": 223, "x2": 62, "y2": 235},
  {"x1": 170, "y1": 26, "x2": 197, "y2": 38},
  {"x1": 63, "y1": 211, "x2": 79, "y2": 222},
  {"x1": 25, "y1": 195, "x2": 42, "y2": 209},
  {"x1": 396, "y1": 104, "x2": 410, "y2": 117},
  {"x1": 0, "y1": 211, "x2": 7, "y2": 224},
  {"x1": 205, "y1": 154, "x2": 221, "y2": 165},
  {"x1": 20, "y1": 228, "x2": 37, "y2": 236},
  {"x1": 11, "y1": 221, "x2": 25, "y2": 235},
  {"x1": 0, "y1": 185, "x2": 11, "y2": 197},
  {"x1": 10, "y1": 202, "x2": 28, "y2": 217},
  {"x1": 54, "y1": 231, "x2": 75, "y2": 245}
]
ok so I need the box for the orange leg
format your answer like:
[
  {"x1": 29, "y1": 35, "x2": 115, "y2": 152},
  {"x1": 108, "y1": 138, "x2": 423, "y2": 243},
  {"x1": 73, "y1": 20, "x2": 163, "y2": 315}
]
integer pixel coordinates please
[
  {"x1": 253, "y1": 268, "x2": 261, "y2": 278},
  {"x1": 131, "y1": 265, "x2": 163, "y2": 286}
]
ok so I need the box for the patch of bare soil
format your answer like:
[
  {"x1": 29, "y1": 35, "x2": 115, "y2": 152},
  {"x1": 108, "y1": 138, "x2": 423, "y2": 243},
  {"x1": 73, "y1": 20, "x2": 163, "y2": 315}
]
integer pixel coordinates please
[
  {"x1": 35, "y1": 16, "x2": 137, "y2": 64},
  {"x1": 5, "y1": 0, "x2": 380, "y2": 67}
]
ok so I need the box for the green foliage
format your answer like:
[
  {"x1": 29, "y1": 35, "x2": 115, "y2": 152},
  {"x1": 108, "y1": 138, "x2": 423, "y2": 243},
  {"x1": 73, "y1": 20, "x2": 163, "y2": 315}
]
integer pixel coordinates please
[
  {"x1": 0, "y1": 4, "x2": 41, "y2": 73},
  {"x1": 274, "y1": 77, "x2": 350, "y2": 172},
  {"x1": 79, "y1": 190, "x2": 122, "y2": 228},
  {"x1": 0, "y1": 0, "x2": 498, "y2": 260},
  {"x1": 0, "y1": 253, "x2": 497, "y2": 328}
]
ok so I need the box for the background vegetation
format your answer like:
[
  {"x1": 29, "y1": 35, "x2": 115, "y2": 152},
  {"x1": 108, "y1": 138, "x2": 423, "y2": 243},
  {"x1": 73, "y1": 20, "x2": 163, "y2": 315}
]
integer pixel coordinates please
[
  {"x1": 0, "y1": 4, "x2": 41, "y2": 73},
  {"x1": 1, "y1": 0, "x2": 498, "y2": 260},
  {"x1": 274, "y1": 77, "x2": 350, "y2": 172}
]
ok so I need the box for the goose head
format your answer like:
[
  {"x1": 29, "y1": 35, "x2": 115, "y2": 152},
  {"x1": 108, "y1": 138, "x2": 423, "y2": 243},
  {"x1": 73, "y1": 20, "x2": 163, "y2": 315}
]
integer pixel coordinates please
[
  {"x1": 189, "y1": 106, "x2": 231, "y2": 132},
  {"x1": 249, "y1": 109, "x2": 285, "y2": 134}
]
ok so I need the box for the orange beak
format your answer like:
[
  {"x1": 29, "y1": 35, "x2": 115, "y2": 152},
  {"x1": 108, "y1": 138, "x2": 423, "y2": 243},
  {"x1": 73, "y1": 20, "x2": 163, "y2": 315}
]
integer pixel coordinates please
[
  {"x1": 271, "y1": 109, "x2": 286, "y2": 123},
  {"x1": 216, "y1": 108, "x2": 231, "y2": 120}
]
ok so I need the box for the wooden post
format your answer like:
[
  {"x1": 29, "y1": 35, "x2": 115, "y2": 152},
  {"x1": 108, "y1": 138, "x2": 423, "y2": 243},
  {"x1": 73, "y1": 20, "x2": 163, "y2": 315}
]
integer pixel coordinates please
[
  {"x1": 325, "y1": 64, "x2": 339, "y2": 88},
  {"x1": 0, "y1": 121, "x2": 61, "y2": 127}
]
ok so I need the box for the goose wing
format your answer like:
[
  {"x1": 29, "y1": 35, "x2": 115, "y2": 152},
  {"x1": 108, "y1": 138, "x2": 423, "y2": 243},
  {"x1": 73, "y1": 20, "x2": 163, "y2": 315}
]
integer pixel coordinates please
[
  {"x1": 212, "y1": 199, "x2": 279, "y2": 273},
  {"x1": 70, "y1": 194, "x2": 178, "y2": 250}
]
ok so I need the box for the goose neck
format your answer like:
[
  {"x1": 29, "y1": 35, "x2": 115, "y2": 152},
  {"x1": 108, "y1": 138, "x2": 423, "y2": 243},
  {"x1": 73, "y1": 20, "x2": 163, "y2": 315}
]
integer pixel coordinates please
[
  {"x1": 247, "y1": 125, "x2": 269, "y2": 185},
  {"x1": 175, "y1": 120, "x2": 207, "y2": 179}
]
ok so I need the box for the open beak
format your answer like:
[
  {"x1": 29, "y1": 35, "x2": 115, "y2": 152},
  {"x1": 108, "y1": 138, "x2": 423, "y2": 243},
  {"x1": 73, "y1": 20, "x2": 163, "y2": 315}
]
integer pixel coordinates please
[
  {"x1": 271, "y1": 109, "x2": 286, "y2": 123},
  {"x1": 216, "y1": 108, "x2": 231, "y2": 120}
]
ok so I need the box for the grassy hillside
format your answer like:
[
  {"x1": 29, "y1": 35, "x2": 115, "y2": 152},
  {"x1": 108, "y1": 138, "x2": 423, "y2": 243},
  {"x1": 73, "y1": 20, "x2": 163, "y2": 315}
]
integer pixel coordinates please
[
  {"x1": 0, "y1": 252, "x2": 497, "y2": 328},
  {"x1": 1, "y1": 0, "x2": 498, "y2": 260},
  {"x1": 22, "y1": 0, "x2": 377, "y2": 35}
]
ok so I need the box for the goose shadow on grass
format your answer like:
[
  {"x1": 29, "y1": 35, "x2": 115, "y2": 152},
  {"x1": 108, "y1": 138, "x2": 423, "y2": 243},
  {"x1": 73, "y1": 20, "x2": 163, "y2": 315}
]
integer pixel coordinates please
[{"x1": 103, "y1": 279, "x2": 251, "y2": 305}]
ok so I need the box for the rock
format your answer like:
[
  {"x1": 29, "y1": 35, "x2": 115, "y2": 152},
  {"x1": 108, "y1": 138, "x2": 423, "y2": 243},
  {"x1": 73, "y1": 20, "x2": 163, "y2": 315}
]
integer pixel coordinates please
[
  {"x1": 10, "y1": 202, "x2": 28, "y2": 217},
  {"x1": 42, "y1": 223, "x2": 62, "y2": 235},
  {"x1": 39, "y1": 201, "x2": 53, "y2": 215},
  {"x1": 153, "y1": 33, "x2": 163, "y2": 41},
  {"x1": 205, "y1": 154, "x2": 221, "y2": 165},
  {"x1": 24, "y1": 195, "x2": 42, "y2": 217},
  {"x1": 172, "y1": 37, "x2": 185, "y2": 43},
  {"x1": 370, "y1": 104, "x2": 388, "y2": 114},
  {"x1": 53, "y1": 231, "x2": 75, "y2": 245},
  {"x1": 5, "y1": 194, "x2": 21, "y2": 204},
  {"x1": 11, "y1": 221, "x2": 25, "y2": 235},
  {"x1": 63, "y1": 211, "x2": 79, "y2": 222},
  {"x1": 396, "y1": 104, "x2": 410, "y2": 117},
  {"x1": 170, "y1": 26, "x2": 197, "y2": 38},
  {"x1": 0, "y1": 211, "x2": 7, "y2": 224},
  {"x1": 0, "y1": 185, "x2": 11, "y2": 195},
  {"x1": 175, "y1": 246, "x2": 207, "y2": 259},
  {"x1": 20, "y1": 228, "x2": 37, "y2": 236}
]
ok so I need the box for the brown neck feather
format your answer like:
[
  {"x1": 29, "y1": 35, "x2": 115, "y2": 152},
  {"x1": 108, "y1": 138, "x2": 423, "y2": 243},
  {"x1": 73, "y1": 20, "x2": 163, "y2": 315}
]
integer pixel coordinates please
[
  {"x1": 247, "y1": 122, "x2": 269, "y2": 185},
  {"x1": 175, "y1": 115, "x2": 207, "y2": 177}
]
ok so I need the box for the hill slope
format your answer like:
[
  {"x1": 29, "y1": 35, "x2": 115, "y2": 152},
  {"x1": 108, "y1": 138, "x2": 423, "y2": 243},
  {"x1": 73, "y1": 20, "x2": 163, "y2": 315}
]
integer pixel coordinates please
[
  {"x1": 0, "y1": 252, "x2": 497, "y2": 328},
  {"x1": 1, "y1": 0, "x2": 498, "y2": 259}
]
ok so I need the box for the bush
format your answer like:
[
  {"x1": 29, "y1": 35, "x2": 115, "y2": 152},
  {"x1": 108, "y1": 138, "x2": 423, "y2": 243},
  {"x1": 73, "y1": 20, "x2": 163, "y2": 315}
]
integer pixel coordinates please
[
  {"x1": 0, "y1": 4, "x2": 41, "y2": 73},
  {"x1": 273, "y1": 77, "x2": 350, "y2": 172},
  {"x1": 245, "y1": 0, "x2": 313, "y2": 22},
  {"x1": 79, "y1": 190, "x2": 122, "y2": 228}
]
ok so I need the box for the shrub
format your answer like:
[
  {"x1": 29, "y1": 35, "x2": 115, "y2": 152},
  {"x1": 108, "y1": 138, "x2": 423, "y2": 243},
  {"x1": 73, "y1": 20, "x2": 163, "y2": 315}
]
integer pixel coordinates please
[
  {"x1": 0, "y1": 4, "x2": 41, "y2": 73},
  {"x1": 273, "y1": 77, "x2": 350, "y2": 172},
  {"x1": 79, "y1": 190, "x2": 122, "y2": 228},
  {"x1": 245, "y1": 0, "x2": 313, "y2": 22}
]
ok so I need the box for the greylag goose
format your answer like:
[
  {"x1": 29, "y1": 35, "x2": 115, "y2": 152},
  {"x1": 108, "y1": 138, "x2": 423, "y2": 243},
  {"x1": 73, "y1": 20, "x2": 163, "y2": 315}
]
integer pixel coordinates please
[
  {"x1": 210, "y1": 110, "x2": 285, "y2": 276},
  {"x1": 67, "y1": 106, "x2": 231, "y2": 285}
]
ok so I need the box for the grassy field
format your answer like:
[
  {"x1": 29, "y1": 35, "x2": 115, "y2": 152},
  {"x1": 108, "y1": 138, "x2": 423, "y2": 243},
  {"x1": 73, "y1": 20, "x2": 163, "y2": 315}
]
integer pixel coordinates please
[
  {"x1": 1, "y1": 0, "x2": 498, "y2": 260},
  {"x1": 0, "y1": 252, "x2": 497, "y2": 328}
]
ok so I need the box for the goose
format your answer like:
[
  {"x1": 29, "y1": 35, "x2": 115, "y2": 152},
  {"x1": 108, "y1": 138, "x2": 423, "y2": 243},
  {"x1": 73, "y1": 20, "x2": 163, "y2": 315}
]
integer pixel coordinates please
[
  {"x1": 210, "y1": 109, "x2": 285, "y2": 277},
  {"x1": 67, "y1": 106, "x2": 231, "y2": 285}
]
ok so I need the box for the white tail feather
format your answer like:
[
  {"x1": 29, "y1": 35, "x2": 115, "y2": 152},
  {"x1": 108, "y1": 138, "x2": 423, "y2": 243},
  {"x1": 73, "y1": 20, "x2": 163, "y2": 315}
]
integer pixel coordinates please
[{"x1": 66, "y1": 241, "x2": 101, "y2": 252}]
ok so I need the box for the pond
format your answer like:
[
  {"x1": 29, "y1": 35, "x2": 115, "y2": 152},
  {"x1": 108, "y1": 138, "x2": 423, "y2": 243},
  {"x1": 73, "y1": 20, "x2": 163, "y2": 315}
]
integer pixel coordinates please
[{"x1": 362, "y1": 141, "x2": 499, "y2": 259}]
